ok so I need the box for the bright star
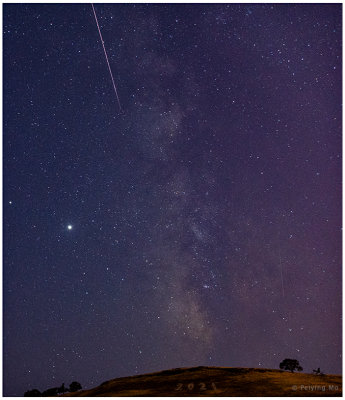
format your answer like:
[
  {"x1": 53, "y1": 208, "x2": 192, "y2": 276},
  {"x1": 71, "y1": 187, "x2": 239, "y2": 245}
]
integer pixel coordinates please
[{"x1": 67, "y1": 225, "x2": 73, "y2": 230}]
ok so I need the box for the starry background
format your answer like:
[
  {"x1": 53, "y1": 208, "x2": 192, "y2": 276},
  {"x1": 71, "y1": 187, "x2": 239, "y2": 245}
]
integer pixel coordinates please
[{"x1": 3, "y1": 2, "x2": 342, "y2": 396}]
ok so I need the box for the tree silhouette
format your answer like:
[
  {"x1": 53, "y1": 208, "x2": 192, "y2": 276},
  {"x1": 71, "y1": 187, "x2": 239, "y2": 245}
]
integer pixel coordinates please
[
  {"x1": 24, "y1": 389, "x2": 41, "y2": 396},
  {"x1": 57, "y1": 383, "x2": 68, "y2": 394},
  {"x1": 69, "y1": 381, "x2": 82, "y2": 392},
  {"x1": 279, "y1": 359, "x2": 303, "y2": 372}
]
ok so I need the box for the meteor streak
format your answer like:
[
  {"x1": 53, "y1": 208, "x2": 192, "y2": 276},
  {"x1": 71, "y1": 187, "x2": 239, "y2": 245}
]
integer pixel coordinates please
[{"x1": 91, "y1": 3, "x2": 123, "y2": 113}]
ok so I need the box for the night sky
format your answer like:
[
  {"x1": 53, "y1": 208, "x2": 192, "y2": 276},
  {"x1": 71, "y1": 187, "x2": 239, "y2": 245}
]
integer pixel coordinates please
[{"x1": 3, "y1": 2, "x2": 342, "y2": 396}]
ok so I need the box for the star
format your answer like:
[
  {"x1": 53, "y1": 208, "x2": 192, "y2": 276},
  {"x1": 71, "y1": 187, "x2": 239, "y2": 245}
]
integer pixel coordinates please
[{"x1": 67, "y1": 225, "x2": 73, "y2": 230}]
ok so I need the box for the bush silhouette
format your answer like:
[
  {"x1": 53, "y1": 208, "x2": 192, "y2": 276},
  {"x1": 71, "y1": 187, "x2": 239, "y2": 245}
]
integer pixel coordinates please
[
  {"x1": 25, "y1": 380, "x2": 82, "y2": 396},
  {"x1": 279, "y1": 359, "x2": 303, "y2": 372},
  {"x1": 313, "y1": 367, "x2": 325, "y2": 376},
  {"x1": 24, "y1": 389, "x2": 41, "y2": 396},
  {"x1": 42, "y1": 387, "x2": 59, "y2": 396},
  {"x1": 69, "y1": 381, "x2": 82, "y2": 392}
]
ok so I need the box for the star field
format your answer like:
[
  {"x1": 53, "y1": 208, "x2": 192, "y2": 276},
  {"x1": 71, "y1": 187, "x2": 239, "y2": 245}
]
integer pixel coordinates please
[{"x1": 3, "y1": 3, "x2": 342, "y2": 396}]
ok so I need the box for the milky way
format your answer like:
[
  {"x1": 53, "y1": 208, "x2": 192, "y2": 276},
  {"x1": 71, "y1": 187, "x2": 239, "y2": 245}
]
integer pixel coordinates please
[{"x1": 3, "y1": 3, "x2": 341, "y2": 396}]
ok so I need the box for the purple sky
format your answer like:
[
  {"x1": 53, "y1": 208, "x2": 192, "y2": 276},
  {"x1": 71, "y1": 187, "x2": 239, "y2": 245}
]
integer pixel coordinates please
[{"x1": 3, "y1": 3, "x2": 342, "y2": 396}]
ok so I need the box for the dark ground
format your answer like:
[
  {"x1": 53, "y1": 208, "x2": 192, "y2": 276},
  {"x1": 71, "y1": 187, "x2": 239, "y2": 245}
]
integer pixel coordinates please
[{"x1": 63, "y1": 366, "x2": 342, "y2": 396}]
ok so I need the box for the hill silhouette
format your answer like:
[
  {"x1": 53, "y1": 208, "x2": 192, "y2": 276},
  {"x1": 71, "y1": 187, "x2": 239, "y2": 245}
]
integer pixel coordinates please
[{"x1": 64, "y1": 366, "x2": 342, "y2": 396}]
